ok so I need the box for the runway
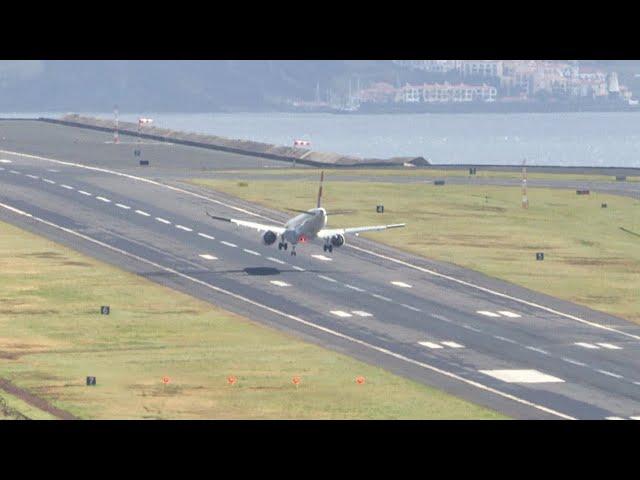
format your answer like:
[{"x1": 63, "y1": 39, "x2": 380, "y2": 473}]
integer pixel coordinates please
[{"x1": 2, "y1": 120, "x2": 640, "y2": 419}]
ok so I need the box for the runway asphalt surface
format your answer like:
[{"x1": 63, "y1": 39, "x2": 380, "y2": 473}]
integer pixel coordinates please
[{"x1": 2, "y1": 120, "x2": 640, "y2": 419}]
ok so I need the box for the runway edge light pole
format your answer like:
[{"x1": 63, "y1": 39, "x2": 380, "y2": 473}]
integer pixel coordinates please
[{"x1": 522, "y1": 158, "x2": 529, "y2": 209}]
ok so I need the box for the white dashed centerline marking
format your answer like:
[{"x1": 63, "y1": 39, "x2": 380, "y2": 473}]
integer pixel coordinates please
[
  {"x1": 330, "y1": 310, "x2": 352, "y2": 318},
  {"x1": 371, "y1": 293, "x2": 392, "y2": 302},
  {"x1": 0, "y1": 159, "x2": 11, "y2": 163},
  {"x1": 345, "y1": 284, "x2": 365, "y2": 293},
  {"x1": 60, "y1": 184, "x2": 74, "y2": 190},
  {"x1": 116, "y1": 203, "x2": 130, "y2": 209},
  {"x1": 176, "y1": 225, "x2": 193, "y2": 232},
  {"x1": 498, "y1": 311, "x2": 521, "y2": 318},
  {"x1": 197, "y1": 232, "x2": 215, "y2": 240},
  {"x1": 43, "y1": 179, "x2": 56, "y2": 184},
  {"x1": 596, "y1": 343, "x2": 622, "y2": 350},
  {"x1": 96, "y1": 196, "x2": 111, "y2": 203},
  {"x1": 391, "y1": 281, "x2": 412, "y2": 288},
  {"x1": 291, "y1": 265, "x2": 305, "y2": 272},
  {"x1": 561, "y1": 357, "x2": 586, "y2": 367},
  {"x1": 243, "y1": 249, "x2": 261, "y2": 256},
  {"x1": 525, "y1": 346, "x2": 550, "y2": 356},
  {"x1": 597, "y1": 369, "x2": 623, "y2": 379},
  {"x1": 352, "y1": 311, "x2": 372, "y2": 317},
  {"x1": 267, "y1": 257, "x2": 286, "y2": 265},
  {"x1": 419, "y1": 342, "x2": 443, "y2": 349},
  {"x1": 156, "y1": 217, "x2": 171, "y2": 224},
  {"x1": 135, "y1": 210, "x2": 150, "y2": 217},
  {"x1": 26, "y1": 174, "x2": 39, "y2": 179},
  {"x1": 9, "y1": 170, "x2": 21, "y2": 174},
  {"x1": 477, "y1": 311, "x2": 501, "y2": 317},
  {"x1": 220, "y1": 241, "x2": 237, "y2": 247},
  {"x1": 78, "y1": 190, "x2": 92, "y2": 196},
  {"x1": 493, "y1": 335, "x2": 517, "y2": 344},
  {"x1": 441, "y1": 341, "x2": 464, "y2": 349},
  {"x1": 270, "y1": 280, "x2": 290, "y2": 287},
  {"x1": 401, "y1": 304, "x2": 421, "y2": 312},
  {"x1": 318, "y1": 275, "x2": 337, "y2": 283},
  {"x1": 199, "y1": 254, "x2": 217, "y2": 260},
  {"x1": 311, "y1": 254, "x2": 332, "y2": 262},
  {"x1": 575, "y1": 342, "x2": 600, "y2": 349}
]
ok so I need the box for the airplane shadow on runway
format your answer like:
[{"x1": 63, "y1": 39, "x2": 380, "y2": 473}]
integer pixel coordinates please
[{"x1": 143, "y1": 267, "x2": 330, "y2": 278}]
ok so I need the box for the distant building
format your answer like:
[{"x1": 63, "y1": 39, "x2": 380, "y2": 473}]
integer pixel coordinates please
[
  {"x1": 459, "y1": 60, "x2": 503, "y2": 78},
  {"x1": 397, "y1": 82, "x2": 497, "y2": 103}
]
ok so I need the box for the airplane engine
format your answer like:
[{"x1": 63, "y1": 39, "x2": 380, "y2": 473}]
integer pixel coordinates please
[
  {"x1": 262, "y1": 230, "x2": 277, "y2": 245},
  {"x1": 330, "y1": 234, "x2": 345, "y2": 247}
]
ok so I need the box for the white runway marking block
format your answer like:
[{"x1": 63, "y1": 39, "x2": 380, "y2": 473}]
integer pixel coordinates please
[
  {"x1": 199, "y1": 254, "x2": 217, "y2": 260},
  {"x1": 0, "y1": 159, "x2": 12, "y2": 163},
  {"x1": 312, "y1": 255, "x2": 332, "y2": 261},
  {"x1": 498, "y1": 311, "x2": 521, "y2": 318},
  {"x1": 330, "y1": 310, "x2": 352, "y2": 318},
  {"x1": 480, "y1": 369, "x2": 565, "y2": 384},
  {"x1": 270, "y1": 280, "x2": 290, "y2": 287},
  {"x1": 477, "y1": 311, "x2": 501, "y2": 317},
  {"x1": 575, "y1": 342, "x2": 600, "y2": 349},
  {"x1": 391, "y1": 281, "x2": 412, "y2": 288},
  {"x1": 352, "y1": 311, "x2": 372, "y2": 317},
  {"x1": 441, "y1": 341, "x2": 464, "y2": 349},
  {"x1": 597, "y1": 343, "x2": 622, "y2": 350},
  {"x1": 419, "y1": 341, "x2": 443, "y2": 349}
]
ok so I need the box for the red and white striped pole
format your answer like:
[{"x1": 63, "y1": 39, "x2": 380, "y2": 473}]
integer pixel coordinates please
[
  {"x1": 113, "y1": 106, "x2": 119, "y2": 144},
  {"x1": 522, "y1": 158, "x2": 528, "y2": 209}
]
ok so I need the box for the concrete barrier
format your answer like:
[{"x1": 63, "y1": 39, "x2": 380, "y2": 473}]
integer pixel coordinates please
[{"x1": 41, "y1": 115, "x2": 429, "y2": 169}]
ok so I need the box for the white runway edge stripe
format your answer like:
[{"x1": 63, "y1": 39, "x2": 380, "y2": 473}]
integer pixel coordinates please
[
  {"x1": 6, "y1": 148, "x2": 625, "y2": 341},
  {"x1": 0, "y1": 200, "x2": 575, "y2": 420}
]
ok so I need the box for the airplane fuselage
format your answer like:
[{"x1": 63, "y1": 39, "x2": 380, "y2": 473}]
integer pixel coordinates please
[{"x1": 282, "y1": 208, "x2": 327, "y2": 244}]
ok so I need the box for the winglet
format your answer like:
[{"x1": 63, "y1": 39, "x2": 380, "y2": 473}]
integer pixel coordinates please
[{"x1": 317, "y1": 171, "x2": 324, "y2": 208}]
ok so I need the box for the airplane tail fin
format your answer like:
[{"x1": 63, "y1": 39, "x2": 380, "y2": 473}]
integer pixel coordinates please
[{"x1": 316, "y1": 171, "x2": 324, "y2": 208}]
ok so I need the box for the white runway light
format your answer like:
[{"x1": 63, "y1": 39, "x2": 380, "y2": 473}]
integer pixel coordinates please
[{"x1": 480, "y1": 369, "x2": 565, "y2": 384}]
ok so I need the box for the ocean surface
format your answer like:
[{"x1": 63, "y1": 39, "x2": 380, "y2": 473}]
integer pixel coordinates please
[{"x1": 6, "y1": 111, "x2": 640, "y2": 167}]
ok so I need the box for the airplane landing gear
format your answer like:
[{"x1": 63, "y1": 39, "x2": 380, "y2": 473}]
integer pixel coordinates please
[
  {"x1": 323, "y1": 244, "x2": 333, "y2": 253},
  {"x1": 278, "y1": 242, "x2": 288, "y2": 251},
  {"x1": 291, "y1": 245, "x2": 297, "y2": 256}
]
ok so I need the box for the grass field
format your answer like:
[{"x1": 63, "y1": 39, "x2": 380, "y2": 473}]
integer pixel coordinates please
[
  {"x1": 0, "y1": 220, "x2": 505, "y2": 419},
  {"x1": 217, "y1": 167, "x2": 640, "y2": 183},
  {"x1": 191, "y1": 175, "x2": 640, "y2": 324}
]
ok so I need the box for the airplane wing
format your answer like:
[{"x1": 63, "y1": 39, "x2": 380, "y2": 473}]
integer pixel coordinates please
[
  {"x1": 206, "y1": 212, "x2": 286, "y2": 234},
  {"x1": 318, "y1": 223, "x2": 405, "y2": 238}
]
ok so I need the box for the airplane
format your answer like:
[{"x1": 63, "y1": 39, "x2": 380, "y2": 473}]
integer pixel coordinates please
[{"x1": 205, "y1": 171, "x2": 405, "y2": 256}]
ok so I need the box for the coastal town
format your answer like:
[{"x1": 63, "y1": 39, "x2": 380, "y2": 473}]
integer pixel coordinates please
[{"x1": 287, "y1": 60, "x2": 638, "y2": 113}]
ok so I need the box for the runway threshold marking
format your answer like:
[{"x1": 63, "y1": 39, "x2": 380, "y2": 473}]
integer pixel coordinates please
[
  {"x1": 480, "y1": 369, "x2": 565, "y2": 384},
  {"x1": 6, "y1": 147, "x2": 637, "y2": 343},
  {"x1": 0, "y1": 199, "x2": 576, "y2": 420}
]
